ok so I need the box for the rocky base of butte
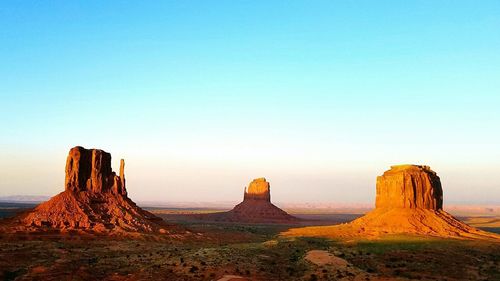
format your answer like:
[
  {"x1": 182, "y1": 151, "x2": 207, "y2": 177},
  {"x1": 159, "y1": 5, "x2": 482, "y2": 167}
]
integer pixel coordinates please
[
  {"x1": 283, "y1": 165, "x2": 500, "y2": 241},
  {"x1": 196, "y1": 178, "x2": 298, "y2": 223},
  {"x1": 3, "y1": 146, "x2": 171, "y2": 235}
]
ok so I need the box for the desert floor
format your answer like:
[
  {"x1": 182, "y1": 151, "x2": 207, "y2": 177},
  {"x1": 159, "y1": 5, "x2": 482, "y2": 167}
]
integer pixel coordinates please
[{"x1": 0, "y1": 203, "x2": 499, "y2": 281}]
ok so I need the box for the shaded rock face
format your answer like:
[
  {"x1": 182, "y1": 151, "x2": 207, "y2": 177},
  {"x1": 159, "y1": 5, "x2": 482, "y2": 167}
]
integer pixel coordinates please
[
  {"x1": 375, "y1": 165, "x2": 443, "y2": 210},
  {"x1": 65, "y1": 146, "x2": 126, "y2": 196},
  {"x1": 14, "y1": 146, "x2": 169, "y2": 234},
  {"x1": 243, "y1": 177, "x2": 271, "y2": 201}
]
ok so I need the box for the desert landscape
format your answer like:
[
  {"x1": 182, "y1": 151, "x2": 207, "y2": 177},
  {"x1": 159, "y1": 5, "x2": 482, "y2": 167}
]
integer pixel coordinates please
[
  {"x1": 2, "y1": 2, "x2": 500, "y2": 280},
  {"x1": 0, "y1": 147, "x2": 499, "y2": 280}
]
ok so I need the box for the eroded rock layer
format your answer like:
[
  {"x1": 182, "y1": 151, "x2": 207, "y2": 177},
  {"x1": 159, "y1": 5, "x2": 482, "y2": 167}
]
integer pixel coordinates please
[
  {"x1": 283, "y1": 165, "x2": 500, "y2": 241},
  {"x1": 244, "y1": 178, "x2": 271, "y2": 201},
  {"x1": 376, "y1": 165, "x2": 442, "y2": 210},
  {"x1": 65, "y1": 146, "x2": 126, "y2": 196}
]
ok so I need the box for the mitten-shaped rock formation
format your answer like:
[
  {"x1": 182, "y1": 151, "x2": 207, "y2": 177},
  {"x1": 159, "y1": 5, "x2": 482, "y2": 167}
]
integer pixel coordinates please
[
  {"x1": 10, "y1": 146, "x2": 170, "y2": 234},
  {"x1": 283, "y1": 165, "x2": 500, "y2": 241},
  {"x1": 196, "y1": 178, "x2": 297, "y2": 223},
  {"x1": 65, "y1": 146, "x2": 127, "y2": 195},
  {"x1": 243, "y1": 178, "x2": 271, "y2": 201}
]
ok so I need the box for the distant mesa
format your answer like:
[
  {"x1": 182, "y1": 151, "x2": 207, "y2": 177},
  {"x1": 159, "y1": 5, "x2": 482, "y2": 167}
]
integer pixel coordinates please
[
  {"x1": 5, "y1": 146, "x2": 171, "y2": 235},
  {"x1": 196, "y1": 178, "x2": 298, "y2": 223},
  {"x1": 283, "y1": 165, "x2": 500, "y2": 240},
  {"x1": 244, "y1": 177, "x2": 271, "y2": 201},
  {"x1": 228, "y1": 178, "x2": 297, "y2": 223}
]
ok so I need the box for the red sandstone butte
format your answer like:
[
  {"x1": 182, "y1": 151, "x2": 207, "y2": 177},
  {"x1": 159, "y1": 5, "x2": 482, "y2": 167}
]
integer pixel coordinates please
[
  {"x1": 243, "y1": 177, "x2": 271, "y2": 201},
  {"x1": 10, "y1": 146, "x2": 169, "y2": 234},
  {"x1": 283, "y1": 165, "x2": 500, "y2": 240},
  {"x1": 197, "y1": 178, "x2": 298, "y2": 223},
  {"x1": 376, "y1": 165, "x2": 443, "y2": 210}
]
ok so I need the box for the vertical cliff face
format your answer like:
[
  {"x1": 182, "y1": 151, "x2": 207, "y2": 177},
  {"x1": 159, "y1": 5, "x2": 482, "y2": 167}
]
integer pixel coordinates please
[
  {"x1": 243, "y1": 178, "x2": 271, "y2": 202},
  {"x1": 65, "y1": 146, "x2": 126, "y2": 196},
  {"x1": 64, "y1": 147, "x2": 92, "y2": 192},
  {"x1": 375, "y1": 165, "x2": 443, "y2": 210}
]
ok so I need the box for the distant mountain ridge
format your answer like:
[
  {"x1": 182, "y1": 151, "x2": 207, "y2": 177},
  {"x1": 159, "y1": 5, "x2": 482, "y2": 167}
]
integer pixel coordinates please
[
  {"x1": 0, "y1": 195, "x2": 50, "y2": 203},
  {"x1": 2, "y1": 196, "x2": 499, "y2": 216}
]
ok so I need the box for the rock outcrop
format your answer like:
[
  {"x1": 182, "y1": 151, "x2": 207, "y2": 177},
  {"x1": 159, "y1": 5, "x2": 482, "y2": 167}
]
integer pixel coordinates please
[
  {"x1": 283, "y1": 165, "x2": 500, "y2": 241},
  {"x1": 195, "y1": 178, "x2": 297, "y2": 223},
  {"x1": 10, "y1": 146, "x2": 170, "y2": 234},
  {"x1": 243, "y1": 178, "x2": 271, "y2": 201},
  {"x1": 376, "y1": 165, "x2": 442, "y2": 210},
  {"x1": 65, "y1": 146, "x2": 127, "y2": 196}
]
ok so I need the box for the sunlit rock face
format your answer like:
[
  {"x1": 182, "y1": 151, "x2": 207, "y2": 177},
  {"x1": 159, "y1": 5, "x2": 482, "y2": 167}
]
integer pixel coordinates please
[
  {"x1": 243, "y1": 178, "x2": 271, "y2": 202},
  {"x1": 282, "y1": 165, "x2": 500, "y2": 241},
  {"x1": 375, "y1": 165, "x2": 443, "y2": 210},
  {"x1": 65, "y1": 146, "x2": 126, "y2": 196}
]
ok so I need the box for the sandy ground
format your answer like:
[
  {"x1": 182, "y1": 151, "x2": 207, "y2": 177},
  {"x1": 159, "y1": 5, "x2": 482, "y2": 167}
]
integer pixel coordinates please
[
  {"x1": 304, "y1": 250, "x2": 408, "y2": 281},
  {"x1": 216, "y1": 275, "x2": 248, "y2": 281},
  {"x1": 305, "y1": 250, "x2": 349, "y2": 267},
  {"x1": 464, "y1": 216, "x2": 500, "y2": 227}
]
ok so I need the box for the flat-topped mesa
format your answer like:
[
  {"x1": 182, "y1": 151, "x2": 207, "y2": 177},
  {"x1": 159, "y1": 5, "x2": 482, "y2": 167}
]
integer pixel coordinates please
[
  {"x1": 243, "y1": 178, "x2": 271, "y2": 202},
  {"x1": 282, "y1": 164, "x2": 500, "y2": 240},
  {"x1": 375, "y1": 164, "x2": 443, "y2": 210},
  {"x1": 65, "y1": 146, "x2": 127, "y2": 196}
]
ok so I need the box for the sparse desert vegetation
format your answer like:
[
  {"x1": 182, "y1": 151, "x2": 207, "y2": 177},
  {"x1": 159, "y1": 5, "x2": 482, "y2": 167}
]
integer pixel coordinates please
[
  {"x1": 1, "y1": 211, "x2": 500, "y2": 280},
  {"x1": 2, "y1": 1, "x2": 500, "y2": 280},
  {"x1": 2, "y1": 162, "x2": 499, "y2": 280}
]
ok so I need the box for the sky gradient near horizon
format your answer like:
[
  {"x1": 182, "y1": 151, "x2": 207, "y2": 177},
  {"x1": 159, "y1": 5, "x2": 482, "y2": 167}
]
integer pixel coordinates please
[{"x1": 1, "y1": 1, "x2": 500, "y2": 204}]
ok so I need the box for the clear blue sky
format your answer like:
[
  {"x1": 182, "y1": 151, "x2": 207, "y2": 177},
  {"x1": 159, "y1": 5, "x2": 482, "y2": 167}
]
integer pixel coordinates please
[{"x1": 1, "y1": 1, "x2": 499, "y2": 204}]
